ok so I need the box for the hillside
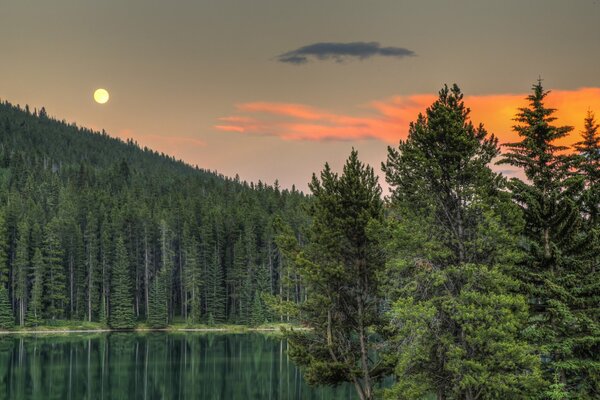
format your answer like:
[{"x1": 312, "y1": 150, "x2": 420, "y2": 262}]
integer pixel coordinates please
[{"x1": 0, "y1": 101, "x2": 308, "y2": 327}]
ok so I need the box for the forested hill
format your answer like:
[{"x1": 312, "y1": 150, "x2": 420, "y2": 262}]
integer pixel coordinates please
[{"x1": 0, "y1": 100, "x2": 308, "y2": 328}]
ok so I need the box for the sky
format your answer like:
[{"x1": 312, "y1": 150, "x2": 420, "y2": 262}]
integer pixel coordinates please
[{"x1": 1, "y1": 0, "x2": 599, "y2": 193}]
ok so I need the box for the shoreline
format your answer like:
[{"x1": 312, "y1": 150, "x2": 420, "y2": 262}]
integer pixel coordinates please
[{"x1": 0, "y1": 325, "x2": 306, "y2": 335}]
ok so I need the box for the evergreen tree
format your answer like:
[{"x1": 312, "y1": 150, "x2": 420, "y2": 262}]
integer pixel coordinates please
[
  {"x1": 574, "y1": 111, "x2": 600, "y2": 222},
  {"x1": 0, "y1": 211, "x2": 8, "y2": 285},
  {"x1": 147, "y1": 268, "x2": 168, "y2": 328},
  {"x1": 84, "y1": 214, "x2": 99, "y2": 322},
  {"x1": 159, "y1": 219, "x2": 174, "y2": 324},
  {"x1": 250, "y1": 293, "x2": 265, "y2": 327},
  {"x1": 109, "y1": 236, "x2": 135, "y2": 329},
  {"x1": 499, "y1": 81, "x2": 596, "y2": 396},
  {"x1": 0, "y1": 284, "x2": 13, "y2": 329},
  {"x1": 13, "y1": 220, "x2": 29, "y2": 326},
  {"x1": 281, "y1": 149, "x2": 386, "y2": 400},
  {"x1": 205, "y1": 241, "x2": 226, "y2": 323},
  {"x1": 384, "y1": 85, "x2": 542, "y2": 399},
  {"x1": 44, "y1": 218, "x2": 66, "y2": 320},
  {"x1": 182, "y1": 224, "x2": 202, "y2": 323},
  {"x1": 26, "y1": 248, "x2": 44, "y2": 326}
]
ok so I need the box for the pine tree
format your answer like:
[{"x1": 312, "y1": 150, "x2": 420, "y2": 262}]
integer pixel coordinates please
[
  {"x1": 249, "y1": 293, "x2": 265, "y2": 327},
  {"x1": 0, "y1": 284, "x2": 13, "y2": 329},
  {"x1": 26, "y1": 248, "x2": 44, "y2": 325},
  {"x1": 574, "y1": 111, "x2": 600, "y2": 222},
  {"x1": 109, "y1": 236, "x2": 135, "y2": 329},
  {"x1": 251, "y1": 263, "x2": 270, "y2": 325},
  {"x1": 44, "y1": 218, "x2": 67, "y2": 320},
  {"x1": 499, "y1": 81, "x2": 595, "y2": 396},
  {"x1": 84, "y1": 214, "x2": 99, "y2": 322},
  {"x1": 281, "y1": 149, "x2": 386, "y2": 400},
  {"x1": 183, "y1": 230, "x2": 202, "y2": 324},
  {"x1": 159, "y1": 219, "x2": 174, "y2": 324},
  {"x1": 13, "y1": 220, "x2": 29, "y2": 326},
  {"x1": 205, "y1": 241, "x2": 225, "y2": 323},
  {"x1": 0, "y1": 211, "x2": 9, "y2": 286},
  {"x1": 384, "y1": 85, "x2": 542, "y2": 399},
  {"x1": 147, "y1": 268, "x2": 168, "y2": 328}
]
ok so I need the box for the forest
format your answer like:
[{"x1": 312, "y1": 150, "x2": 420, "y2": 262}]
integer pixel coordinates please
[
  {"x1": 0, "y1": 101, "x2": 308, "y2": 329},
  {"x1": 0, "y1": 80, "x2": 598, "y2": 399}
]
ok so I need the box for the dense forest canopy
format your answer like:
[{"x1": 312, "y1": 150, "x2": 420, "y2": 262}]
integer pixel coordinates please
[{"x1": 0, "y1": 100, "x2": 309, "y2": 328}]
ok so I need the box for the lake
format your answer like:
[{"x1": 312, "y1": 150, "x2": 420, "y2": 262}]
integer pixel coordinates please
[{"x1": 0, "y1": 332, "x2": 357, "y2": 399}]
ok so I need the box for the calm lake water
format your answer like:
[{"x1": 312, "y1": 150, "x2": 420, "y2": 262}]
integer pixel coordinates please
[{"x1": 0, "y1": 332, "x2": 356, "y2": 400}]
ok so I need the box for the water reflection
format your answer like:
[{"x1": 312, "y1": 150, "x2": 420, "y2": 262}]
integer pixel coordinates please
[{"x1": 0, "y1": 333, "x2": 356, "y2": 400}]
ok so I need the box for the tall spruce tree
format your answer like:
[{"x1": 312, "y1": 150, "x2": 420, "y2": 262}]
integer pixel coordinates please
[
  {"x1": 0, "y1": 284, "x2": 13, "y2": 329},
  {"x1": 574, "y1": 111, "x2": 600, "y2": 223},
  {"x1": 499, "y1": 81, "x2": 596, "y2": 397},
  {"x1": 147, "y1": 268, "x2": 168, "y2": 328},
  {"x1": 84, "y1": 214, "x2": 99, "y2": 322},
  {"x1": 384, "y1": 85, "x2": 542, "y2": 399},
  {"x1": 14, "y1": 220, "x2": 29, "y2": 326},
  {"x1": 44, "y1": 218, "x2": 67, "y2": 320},
  {"x1": 0, "y1": 211, "x2": 8, "y2": 286},
  {"x1": 109, "y1": 236, "x2": 135, "y2": 329},
  {"x1": 183, "y1": 226, "x2": 202, "y2": 324},
  {"x1": 280, "y1": 149, "x2": 386, "y2": 400},
  {"x1": 571, "y1": 111, "x2": 600, "y2": 397},
  {"x1": 26, "y1": 248, "x2": 44, "y2": 325}
]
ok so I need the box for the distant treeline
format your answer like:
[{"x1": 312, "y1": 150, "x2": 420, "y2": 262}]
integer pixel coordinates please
[{"x1": 0, "y1": 101, "x2": 308, "y2": 329}]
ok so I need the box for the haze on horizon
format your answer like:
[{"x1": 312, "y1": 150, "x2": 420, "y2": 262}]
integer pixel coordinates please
[{"x1": 1, "y1": 0, "x2": 599, "y2": 191}]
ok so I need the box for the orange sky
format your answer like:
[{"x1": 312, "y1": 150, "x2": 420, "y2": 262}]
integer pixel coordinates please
[{"x1": 216, "y1": 87, "x2": 600, "y2": 148}]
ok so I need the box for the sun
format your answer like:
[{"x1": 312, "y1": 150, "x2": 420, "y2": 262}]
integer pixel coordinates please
[{"x1": 93, "y1": 88, "x2": 110, "y2": 104}]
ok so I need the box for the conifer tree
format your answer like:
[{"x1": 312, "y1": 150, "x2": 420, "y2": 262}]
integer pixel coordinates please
[
  {"x1": 44, "y1": 218, "x2": 66, "y2": 320},
  {"x1": 185, "y1": 233, "x2": 202, "y2": 324},
  {"x1": 159, "y1": 220, "x2": 174, "y2": 323},
  {"x1": 13, "y1": 220, "x2": 29, "y2": 326},
  {"x1": 147, "y1": 268, "x2": 168, "y2": 328},
  {"x1": 384, "y1": 85, "x2": 542, "y2": 399},
  {"x1": 282, "y1": 149, "x2": 386, "y2": 400},
  {"x1": 499, "y1": 81, "x2": 596, "y2": 396},
  {"x1": 205, "y1": 241, "x2": 225, "y2": 323},
  {"x1": 250, "y1": 293, "x2": 265, "y2": 327},
  {"x1": 574, "y1": 111, "x2": 600, "y2": 222},
  {"x1": 26, "y1": 248, "x2": 44, "y2": 325},
  {"x1": 109, "y1": 236, "x2": 135, "y2": 329},
  {"x1": 85, "y1": 214, "x2": 99, "y2": 322},
  {"x1": 0, "y1": 284, "x2": 13, "y2": 329},
  {"x1": 0, "y1": 211, "x2": 8, "y2": 285}
]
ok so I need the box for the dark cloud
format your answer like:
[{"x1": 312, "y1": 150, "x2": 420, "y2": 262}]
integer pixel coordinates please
[{"x1": 277, "y1": 41, "x2": 415, "y2": 64}]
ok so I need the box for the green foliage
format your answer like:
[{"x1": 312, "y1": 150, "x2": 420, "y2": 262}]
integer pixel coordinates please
[
  {"x1": 0, "y1": 285, "x2": 13, "y2": 329},
  {"x1": 250, "y1": 293, "x2": 266, "y2": 327},
  {"x1": 26, "y1": 248, "x2": 44, "y2": 326},
  {"x1": 0, "y1": 212, "x2": 8, "y2": 285},
  {"x1": 44, "y1": 217, "x2": 66, "y2": 320},
  {"x1": 500, "y1": 81, "x2": 599, "y2": 396},
  {"x1": 281, "y1": 149, "x2": 387, "y2": 400},
  {"x1": 109, "y1": 237, "x2": 135, "y2": 329},
  {"x1": 148, "y1": 268, "x2": 168, "y2": 328},
  {"x1": 384, "y1": 85, "x2": 542, "y2": 398},
  {"x1": 0, "y1": 100, "x2": 308, "y2": 327},
  {"x1": 14, "y1": 220, "x2": 29, "y2": 326},
  {"x1": 387, "y1": 264, "x2": 543, "y2": 399}
]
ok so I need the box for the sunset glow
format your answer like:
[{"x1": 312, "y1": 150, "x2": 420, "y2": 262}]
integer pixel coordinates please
[{"x1": 216, "y1": 87, "x2": 600, "y2": 149}]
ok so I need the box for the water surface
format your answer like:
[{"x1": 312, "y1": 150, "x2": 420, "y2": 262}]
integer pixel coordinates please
[{"x1": 0, "y1": 332, "x2": 356, "y2": 400}]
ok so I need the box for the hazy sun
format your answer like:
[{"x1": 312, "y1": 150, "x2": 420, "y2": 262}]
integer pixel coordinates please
[{"x1": 93, "y1": 88, "x2": 110, "y2": 104}]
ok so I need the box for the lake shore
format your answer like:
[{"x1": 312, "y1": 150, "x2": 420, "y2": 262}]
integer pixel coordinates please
[{"x1": 0, "y1": 323, "x2": 306, "y2": 335}]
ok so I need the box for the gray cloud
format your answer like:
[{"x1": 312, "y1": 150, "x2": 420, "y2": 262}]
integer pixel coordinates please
[{"x1": 277, "y1": 41, "x2": 415, "y2": 64}]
